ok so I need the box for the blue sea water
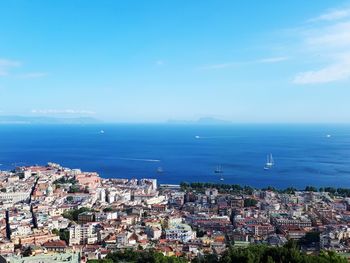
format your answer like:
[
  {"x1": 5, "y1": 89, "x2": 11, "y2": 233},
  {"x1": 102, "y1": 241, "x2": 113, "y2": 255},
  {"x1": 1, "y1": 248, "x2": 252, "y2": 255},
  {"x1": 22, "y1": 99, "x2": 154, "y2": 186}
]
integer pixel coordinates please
[{"x1": 0, "y1": 124, "x2": 350, "y2": 189}]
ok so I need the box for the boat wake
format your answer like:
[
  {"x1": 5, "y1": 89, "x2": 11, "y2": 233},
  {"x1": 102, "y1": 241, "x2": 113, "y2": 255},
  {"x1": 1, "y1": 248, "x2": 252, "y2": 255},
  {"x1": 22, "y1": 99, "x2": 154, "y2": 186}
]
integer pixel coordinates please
[
  {"x1": 116, "y1": 157, "x2": 161, "y2": 162},
  {"x1": 195, "y1": 135, "x2": 241, "y2": 139}
]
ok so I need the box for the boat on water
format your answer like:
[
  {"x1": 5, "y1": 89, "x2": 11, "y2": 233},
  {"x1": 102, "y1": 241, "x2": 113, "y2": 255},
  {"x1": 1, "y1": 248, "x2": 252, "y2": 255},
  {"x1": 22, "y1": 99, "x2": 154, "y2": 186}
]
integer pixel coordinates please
[
  {"x1": 214, "y1": 165, "x2": 224, "y2": 181},
  {"x1": 157, "y1": 167, "x2": 164, "y2": 173},
  {"x1": 100, "y1": 130, "x2": 105, "y2": 134},
  {"x1": 214, "y1": 165, "x2": 223, "y2": 174},
  {"x1": 264, "y1": 154, "x2": 274, "y2": 170}
]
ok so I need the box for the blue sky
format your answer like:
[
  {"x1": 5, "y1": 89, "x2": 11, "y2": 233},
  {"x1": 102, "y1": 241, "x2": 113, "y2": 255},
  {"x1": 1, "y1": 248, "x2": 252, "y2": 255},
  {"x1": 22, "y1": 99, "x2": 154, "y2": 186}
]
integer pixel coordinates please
[{"x1": 0, "y1": 0, "x2": 350, "y2": 123}]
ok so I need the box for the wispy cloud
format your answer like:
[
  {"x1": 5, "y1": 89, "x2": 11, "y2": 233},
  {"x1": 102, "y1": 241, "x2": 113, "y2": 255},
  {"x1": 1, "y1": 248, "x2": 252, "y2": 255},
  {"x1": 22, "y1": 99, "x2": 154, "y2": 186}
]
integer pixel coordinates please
[
  {"x1": 0, "y1": 59, "x2": 21, "y2": 76},
  {"x1": 294, "y1": 56, "x2": 350, "y2": 84},
  {"x1": 293, "y1": 7, "x2": 350, "y2": 85},
  {"x1": 31, "y1": 109, "x2": 96, "y2": 115},
  {"x1": 0, "y1": 58, "x2": 47, "y2": 78},
  {"x1": 18, "y1": 72, "x2": 48, "y2": 79},
  {"x1": 305, "y1": 22, "x2": 350, "y2": 48},
  {"x1": 308, "y1": 8, "x2": 350, "y2": 22},
  {"x1": 200, "y1": 56, "x2": 289, "y2": 70},
  {"x1": 0, "y1": 59, "x2": 21, "y2": 67}
]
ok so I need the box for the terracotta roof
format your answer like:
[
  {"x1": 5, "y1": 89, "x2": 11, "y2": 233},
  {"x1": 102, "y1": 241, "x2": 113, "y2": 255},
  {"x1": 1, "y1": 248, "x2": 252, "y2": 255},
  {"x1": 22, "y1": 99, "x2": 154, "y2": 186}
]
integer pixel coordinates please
[
  {"x1": 43, "y1": 240, "x2": 67, "y2": 248},
  {"x1": 159, "y1": 246, "x2": 173, "y2": 252}
]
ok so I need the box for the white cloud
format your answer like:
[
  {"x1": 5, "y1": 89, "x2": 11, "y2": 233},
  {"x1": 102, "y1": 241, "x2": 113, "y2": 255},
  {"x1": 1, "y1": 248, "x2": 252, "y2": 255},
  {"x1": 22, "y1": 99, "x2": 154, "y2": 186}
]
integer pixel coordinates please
[
  {"x1": 0, "y1": 59, "x2": 21, "y2": 67},
  {"x1": 294, "y1": 62, "x2": 350, "y2": 84},
  {"x1": 305, "y1": 22, "x2": 350, "y2": 48},
  {"x1": 18, "y1": 72, "x2": 48, "y2": 78},
  {"x1": 31, "y1": 109, "x2": 96, "y2": 115},
  {"x1": 0, "y1": 58, "x2": 47, "y2": 78},
  {"x1": 293, "y1": 7, "x2": 350, "y2": 85},
  {"x1": 200, "y1": 56, "x2": 289, "y2": 70},
  {"x1": 309, "y1": 8, "x2": 350, "y2": 22},
  {"x1": 0, "y1": 58, "x2": 21, "y2": 76}
]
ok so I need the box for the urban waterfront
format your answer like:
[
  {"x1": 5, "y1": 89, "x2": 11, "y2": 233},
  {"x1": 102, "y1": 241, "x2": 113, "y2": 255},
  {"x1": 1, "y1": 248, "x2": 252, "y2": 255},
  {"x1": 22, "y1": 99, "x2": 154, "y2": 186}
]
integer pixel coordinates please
[{"x1": 0, "y1": 162, "x2": 349, "y2": 262}]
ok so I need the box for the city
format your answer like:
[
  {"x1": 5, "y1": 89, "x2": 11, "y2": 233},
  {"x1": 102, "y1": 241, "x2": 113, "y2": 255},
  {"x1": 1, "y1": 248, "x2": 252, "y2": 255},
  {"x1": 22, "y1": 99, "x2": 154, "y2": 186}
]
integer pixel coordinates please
[{"x1": 0, "y1": 163, "x2": 349, "y2": 262}]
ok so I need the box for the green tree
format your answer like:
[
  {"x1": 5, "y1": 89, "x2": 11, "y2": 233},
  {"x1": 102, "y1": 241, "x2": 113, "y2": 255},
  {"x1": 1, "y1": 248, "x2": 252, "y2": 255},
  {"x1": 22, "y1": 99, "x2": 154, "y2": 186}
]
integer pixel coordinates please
[
  {"x1": 59, "y1": 229, "x2": 69, "y2": 244},
  {"x1": 62, "y1": 207, "x2": 92, "y2": 221},
  {"x1": 52, "y1": 228, "x2": 59, "y2": 235},
  {"x1": 216, "y1": 243, "x2": 347, "y2": 263},
  {"x1": 305, "y1": 186, "x2": 318, "y2": 192},
  {"x1": 22, "y1": 247, "x2": 32, "y2": 257},
  {"x1": 103, "y1": 207, "x2": 113, "y2": 212},
  {"x1": 87, "y1": 260, "x2": 113, "y2": 263},
  {"x1": 244, "y1": 198, "x2": 258, "y2": 207},
  {"x1": 299, "y1": 232, "x2": 320, "y2": 246}
]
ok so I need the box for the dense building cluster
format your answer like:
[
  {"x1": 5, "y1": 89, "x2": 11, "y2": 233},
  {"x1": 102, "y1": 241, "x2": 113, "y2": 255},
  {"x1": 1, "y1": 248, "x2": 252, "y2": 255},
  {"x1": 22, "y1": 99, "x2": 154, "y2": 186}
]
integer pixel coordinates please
[{"x1": 0, "y1": 163, "x2": 350, "y2": 262}]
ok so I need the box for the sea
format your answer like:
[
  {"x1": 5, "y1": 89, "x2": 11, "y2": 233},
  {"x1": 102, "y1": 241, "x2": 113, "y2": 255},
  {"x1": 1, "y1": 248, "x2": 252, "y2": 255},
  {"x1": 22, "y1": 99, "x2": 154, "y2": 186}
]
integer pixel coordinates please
[{"x1": 0, "y1": 124, "x2": 349, "y2": 189}]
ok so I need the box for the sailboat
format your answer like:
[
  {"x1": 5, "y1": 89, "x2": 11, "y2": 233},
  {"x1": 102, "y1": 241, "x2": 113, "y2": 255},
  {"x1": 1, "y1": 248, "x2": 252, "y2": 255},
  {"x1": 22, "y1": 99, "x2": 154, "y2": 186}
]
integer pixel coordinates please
[
  {"x1": 214, "y1": 165, "x2": 224, "y2": 181},
  {"x1": 264, "y1": 154, "x2": 274, "y2": 170},
  {"x1": 214, "y1": 165, "x2": 223, "y2": 174}
]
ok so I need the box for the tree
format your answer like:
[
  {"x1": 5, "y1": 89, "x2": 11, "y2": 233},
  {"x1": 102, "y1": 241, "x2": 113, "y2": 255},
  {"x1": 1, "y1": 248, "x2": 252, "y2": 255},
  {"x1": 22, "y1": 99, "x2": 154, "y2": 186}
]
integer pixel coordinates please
[
  {"x1": 215, "y1": 243, "x2": 347, "y2": 263},
  {"x1": 305, "y1": 186, "x2": 318, "y2": 192},
  {"x1": 103, "y1": 207, "x2": 113, "y2": 212},
  {"x1": 87, "y1": 260, "x2": 113, "y2": 263},
  {"x1": 244, "y1": 198, "x2": 258, "y2": 207},
  {"x1": 299, "y1": 232, "x2": 320, "y2": 246},
  {"x1": 196, "y1": 228, "x2": 206, "y2": 238},
  {"x1": 22, "y1": 246, "x2": 32, "y2": 257},
  {"x1": 59, "y1": 229, "x2": 69, "y2": 244},
  {"x1": 68, "y1": 185, "x2": 81, "y2": 193},
  {"x1": 105, "y1": 249, "x2": 187, "y2": 263},
  {"x1": 62, "y1": 207, "x2": 92, "y2": 221},
  {"x1": 52, "y1": 228, "x2": 59, "y2": 235},
  {"x1": 282, "y1": 187, "x2": 297, "y2": 194}
]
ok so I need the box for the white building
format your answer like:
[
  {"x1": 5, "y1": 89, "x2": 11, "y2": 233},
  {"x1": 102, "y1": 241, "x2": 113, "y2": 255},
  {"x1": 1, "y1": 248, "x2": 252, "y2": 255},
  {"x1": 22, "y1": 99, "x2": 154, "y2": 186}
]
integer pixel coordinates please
[
  {"x1": 69, "y1": 224, "x2": 98, "y2": 245},
  {"x1": 0, "y1": 191, "x2": 31, "y2": 204},
  {"x1": 165, "y1": 223, "x2": 195, "y2": 242}
]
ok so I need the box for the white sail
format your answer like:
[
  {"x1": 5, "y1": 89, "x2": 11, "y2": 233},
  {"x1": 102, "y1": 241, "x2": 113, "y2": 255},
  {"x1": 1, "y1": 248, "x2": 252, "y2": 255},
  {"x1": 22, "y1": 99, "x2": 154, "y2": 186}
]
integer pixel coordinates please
[{"x1": 264, "y1": 153, "x2": 274, "y2": 169}]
